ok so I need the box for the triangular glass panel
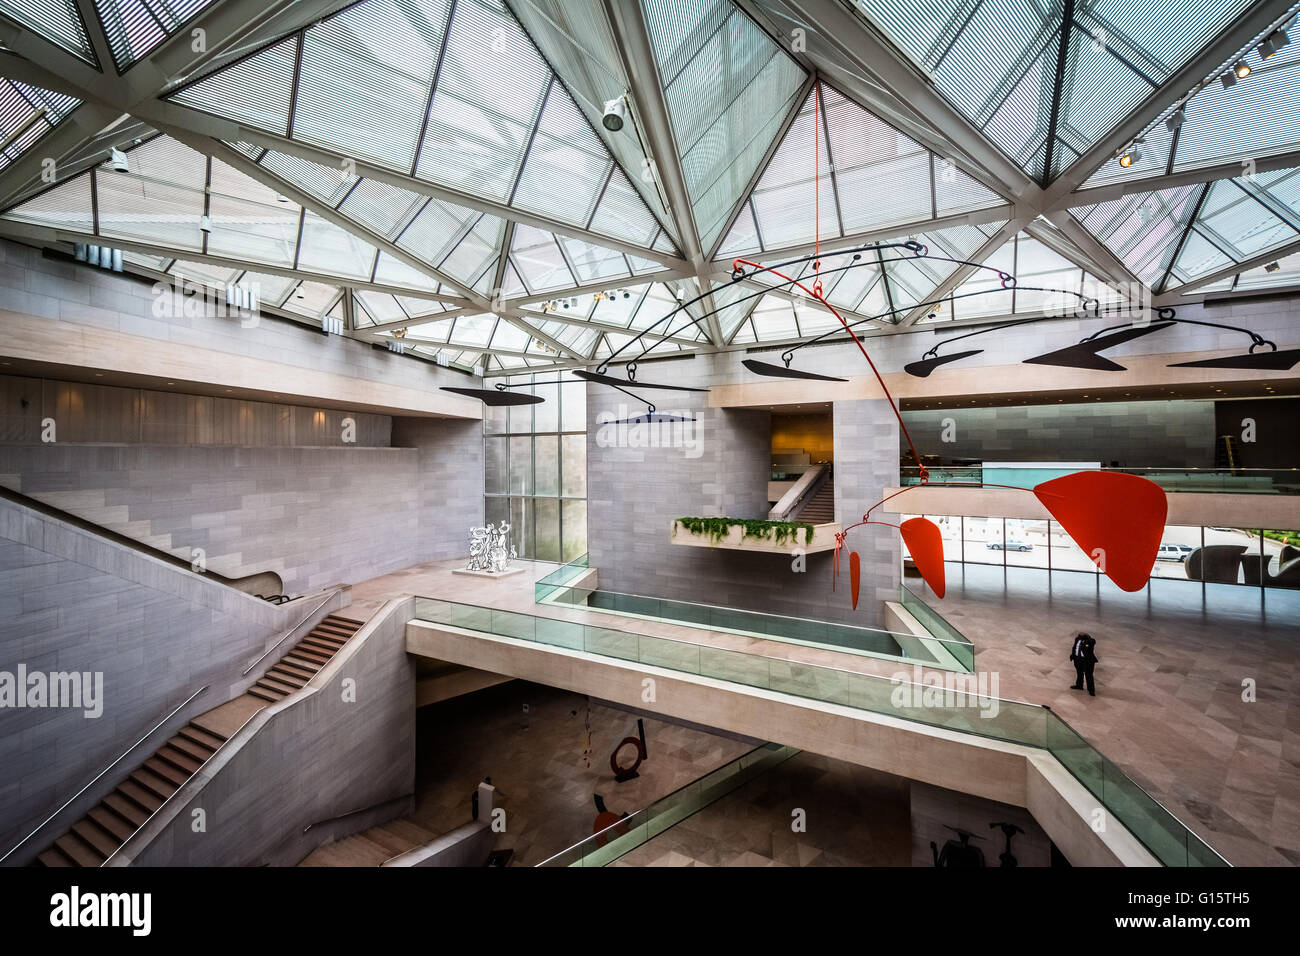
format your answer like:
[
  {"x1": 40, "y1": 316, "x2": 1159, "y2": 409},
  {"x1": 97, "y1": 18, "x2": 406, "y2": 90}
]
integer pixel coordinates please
[
  {"x1": 720, "y1": 84, "x2": 1003, "y2": 255},
  {"x1": 642, "y1": 0, "x2": 807, "y2": 250},
  {"x1": 165, "y1": 0, "x2": 669, "y2": 252}
]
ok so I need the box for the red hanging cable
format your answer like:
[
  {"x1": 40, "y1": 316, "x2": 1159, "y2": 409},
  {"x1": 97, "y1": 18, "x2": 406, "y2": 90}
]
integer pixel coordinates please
[{"x1": 813, "y1": 80, "x2": 821, "y2": 296}]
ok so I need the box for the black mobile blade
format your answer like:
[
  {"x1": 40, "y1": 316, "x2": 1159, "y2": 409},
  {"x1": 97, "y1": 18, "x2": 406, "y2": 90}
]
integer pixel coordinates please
[
  {"x1": 572, "y1": 369, "x2": 710, "y2": 392},
  {"x1": 440, "y1": 386, "x2": 544, "y2": 406},
  {"x1": 1022, "y1": 320, "x2": 1174, "y2": 371},
  {"x1": 902, "y1": 349, "x2": 984, "y2": 378},
  {"x1": 1168, "y1": 348, "x2": 1300, "y2": 370},
  {"x1": 742, "y1": 359, "x2": 848, "y2": 381}
]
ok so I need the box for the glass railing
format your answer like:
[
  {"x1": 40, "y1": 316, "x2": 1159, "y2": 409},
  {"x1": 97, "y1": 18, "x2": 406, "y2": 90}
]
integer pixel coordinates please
[
  {"x1": 411, "y1": 596, "x2": 1229, "y2": 867},
  {"x1": 901, "y1": 465, "x2": 1300, "y2": 495},
  {"x1": 900, "y1": 584, "x2": 974, "y2": 672},
  {"x1": 534, "y1": 552, "x2": 589, "y2": 602},
  {"x1": 535, "y1": 743, "x2": 800, "y2": 866},
  {"x1": 538, "y1": 577, "x2": 975, "y2": 673}
]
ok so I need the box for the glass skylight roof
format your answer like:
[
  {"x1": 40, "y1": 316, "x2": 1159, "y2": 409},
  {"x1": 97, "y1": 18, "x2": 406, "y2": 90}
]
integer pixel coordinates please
[
  {"x1": 719, "y1": 85, "x2": 1004, "y2": 257},
  {"x1": 0, "y1": 0, "x2": 98, "y2": 65},
  {"x1": 1074, "y1": 167, "x2": 1300, "y2": 291},
  {"x1": 936, "y1": 232, "x2": 1127, "y2": 323},
  {"x1": 0, "y1": 0, "x2": 1288, "y2": 371},
  {"x1": 166, "y1": 0, "x2": 675, "y2": 256},
  {"x1": 642, "y1": 0, "x2": 806, "y2": 251},
  {"x1": 854, "y1": 0, "x2": 1255, "y2": 182},
  {"x1": 506, "y1": 0, "x2": 674, "y2": 231},
  {"x1": 3, "y1": 136, "x2": 410, "y2": 290},
  {"x1": 94, "y1": 0, "x2": 219, "y2": 71},
  {"x1": 1083, "y1": 12, "x2": 1300, "y2": 189},
  {"x1": 0, "y1": 80, "x2": 80, "y2": 174}
]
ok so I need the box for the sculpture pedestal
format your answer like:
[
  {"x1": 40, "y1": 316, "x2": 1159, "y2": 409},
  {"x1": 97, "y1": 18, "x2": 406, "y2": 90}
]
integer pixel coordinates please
[{"x1": 451, "y1": 567, "x2": 527, "y2": 579}]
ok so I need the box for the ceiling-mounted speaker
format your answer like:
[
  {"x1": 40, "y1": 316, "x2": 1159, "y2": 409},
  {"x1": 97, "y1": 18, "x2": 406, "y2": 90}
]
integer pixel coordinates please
[
  {"x1": 440, "y1": 386, "x2": 543, "y2": 406},
  {"x1": 903, "y1": 349, "x2": 984, "y2": 378},
  {"x1": 1167, "y1": 348, "x2": 1300, "y2": 371},
  {"x1": 572, "y1": 369, "x2": 709, "y2": 392},
  {"x1": 1022, "y1": 321, "x2": 1174, "y2": 371},
  {"x1": 742, "y1": 359, "x2": 847, "y2": 382}
]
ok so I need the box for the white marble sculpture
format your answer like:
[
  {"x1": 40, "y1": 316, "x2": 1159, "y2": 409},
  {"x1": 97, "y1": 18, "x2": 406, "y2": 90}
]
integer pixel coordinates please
[{"x1": 467, "y1": 521, "x2": 516, "y2": 573}]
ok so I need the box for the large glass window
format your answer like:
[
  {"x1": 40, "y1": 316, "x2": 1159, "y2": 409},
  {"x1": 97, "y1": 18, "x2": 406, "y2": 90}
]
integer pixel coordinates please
[{"x1": 484, "y1": 372, "x2": 587, "y2": 562}]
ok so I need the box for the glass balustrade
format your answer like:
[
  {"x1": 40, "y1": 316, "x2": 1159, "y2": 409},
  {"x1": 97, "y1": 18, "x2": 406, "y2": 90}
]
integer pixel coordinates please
[
  {"x1": 411, "y1": 595, "x2": 1229, "y2": 867},
  {"x1": 534, "y1": 558, "x2": 975, "y2": 673}
]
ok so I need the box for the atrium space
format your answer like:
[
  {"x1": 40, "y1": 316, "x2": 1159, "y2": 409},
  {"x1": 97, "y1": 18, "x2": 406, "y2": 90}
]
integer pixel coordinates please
[{"x1": 0, "y1": 0, "x2": 1296, "y2": 932}]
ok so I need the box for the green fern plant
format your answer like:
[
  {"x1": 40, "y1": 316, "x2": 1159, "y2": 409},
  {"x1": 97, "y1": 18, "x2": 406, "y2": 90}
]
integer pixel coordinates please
[{"x1": 674, "y1": 517, "x2": 814, "y2": 546}]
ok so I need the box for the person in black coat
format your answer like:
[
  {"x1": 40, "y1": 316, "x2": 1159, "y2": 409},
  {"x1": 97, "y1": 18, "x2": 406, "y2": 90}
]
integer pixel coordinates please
[{"x1": 1069, "y1": 633, "x2": 1098, "y2": 696}]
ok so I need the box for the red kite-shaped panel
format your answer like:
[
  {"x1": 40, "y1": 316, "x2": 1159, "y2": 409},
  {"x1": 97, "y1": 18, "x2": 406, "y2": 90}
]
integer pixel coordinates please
[
  {"x1": 901, "y1": 517, "x2": 946, "y2": 599},
  {"x1": 1033, "y1": 471, "x2": 1166, "y2": 592},
  {"x1": 850, "y1": 551, "x2": 861, "y2": 610}
]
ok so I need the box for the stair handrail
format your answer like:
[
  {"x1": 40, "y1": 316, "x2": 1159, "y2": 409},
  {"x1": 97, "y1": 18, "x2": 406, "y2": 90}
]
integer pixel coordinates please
[
  {"x1": 241, "y1": 585, "x2": 346, "y2": 677},
  {"x1": 101, "y1": 706, "x2": 264, "y2": 866},
  {"x1": 0, "y1": 684, "x2": 209, "y2": 865},
  {"x1": 0, "y1": 484, "x2": 284, "y2": 598},
  {"x1": 769, "y1": 462, "x2": 829, "y2": 520}
]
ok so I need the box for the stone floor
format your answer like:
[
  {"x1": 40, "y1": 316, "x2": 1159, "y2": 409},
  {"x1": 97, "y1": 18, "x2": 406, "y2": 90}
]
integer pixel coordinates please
[
  {"x1": 403, "y1": 681, "x2": 753, "y2": 866},
  {"x1": 348, "y1": 557, "x2": 1300, "y2": 866},
  {"x1": 916, "y1": 564, "x2": 1300, "y2": 867},
  {"x1": 612, "y1": 751, "x2": 911, "y2": 867}
]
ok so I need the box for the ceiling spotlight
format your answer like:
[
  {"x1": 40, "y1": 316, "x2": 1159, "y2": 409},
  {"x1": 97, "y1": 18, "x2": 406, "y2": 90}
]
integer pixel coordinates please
[
  {"x1": 1234, "y1": 60, "x2": 1252, "y2": 79},
  {"x1": 109, "y1": 147, "x2": 129, "y2": 173},
  {"x1": 1118, "y1": 150, "x2": 1140, "y2": 168},
  {"x1": 602, "y1": 95, "x2": 629, "y2": 132},
  {"x1": 1165, "y1": 108, "x2": 1184, "y2": 132},
  {"x1": 275, "y1": 193, "x2": 290, "y2": 203},
  {"x1": 1220, "y1": 71, "x2": 1237, "y2": 89},
  {"x1": 1265, "y1": 261, "x2": 1281, "y2": 273},
  {"x1": 199, "y1": 214, "x2": 213, "y2": 233},
  {"x1": 1258, "y1": 29, "x2": 1289, "y2": 60}
]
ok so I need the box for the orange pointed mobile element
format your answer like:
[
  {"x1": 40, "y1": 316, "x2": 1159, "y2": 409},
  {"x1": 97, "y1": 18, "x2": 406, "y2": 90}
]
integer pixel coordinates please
[
  {"x1": 1033, "y1": 471, "x2": 1166, "y2": 592},
  {"x1": 849, "y1": 551, "x2": 861, "y2": 610},
  {"x1": 900, "y1": 517, "x2": 946, "y2": 598}
]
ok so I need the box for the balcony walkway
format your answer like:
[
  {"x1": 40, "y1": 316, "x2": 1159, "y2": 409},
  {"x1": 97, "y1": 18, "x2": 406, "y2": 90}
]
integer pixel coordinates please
[{"x1": 347, "y1": 556, "x2": 1298, "y2": 866}]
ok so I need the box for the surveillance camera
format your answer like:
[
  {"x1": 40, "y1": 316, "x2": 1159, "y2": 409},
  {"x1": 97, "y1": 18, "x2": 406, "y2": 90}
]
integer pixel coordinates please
[{"x1": 602, "y1": 96, "x2": 628, "y2": 132}]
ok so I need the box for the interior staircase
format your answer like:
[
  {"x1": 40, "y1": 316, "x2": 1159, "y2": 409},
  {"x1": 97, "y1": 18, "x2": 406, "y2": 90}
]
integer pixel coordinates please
[
  {"x1": 795, "y1": 479, "x2": 835, "y2": 523},
  {"x1": 32, "y1": 614, "x2": 363, "y2": 867},
  {"x1": 298, "y1": 818, "x2": 441, "y2": 866}
]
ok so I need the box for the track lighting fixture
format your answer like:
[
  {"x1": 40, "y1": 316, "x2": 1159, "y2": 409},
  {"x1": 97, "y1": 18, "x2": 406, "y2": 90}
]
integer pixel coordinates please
[
  {"x1": 199, "y1": 215, "x2": 213, "y2": 233},
  {"x1": 1265, "y1": 261, "x2": 1281, "y2": 273},
  {"x1": 1258, "y1": 29, "x2": 1289, "y2": 59},
  {"x1": 1118, "y1": 150, "x2": 1140, "y2": 168},
  {"x1": 1234, "y1": 60, "x2": 1252, "y2": 79},
  {"x1": 1220, "y1": 71, "x2": 1237, "y2": 88},
  {"x1": 109, "y1": 148, "x2": 129, "y2": 173},
  {"x1": 1165, "y1": 108, "x2": 1184, "y2": 132}
]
